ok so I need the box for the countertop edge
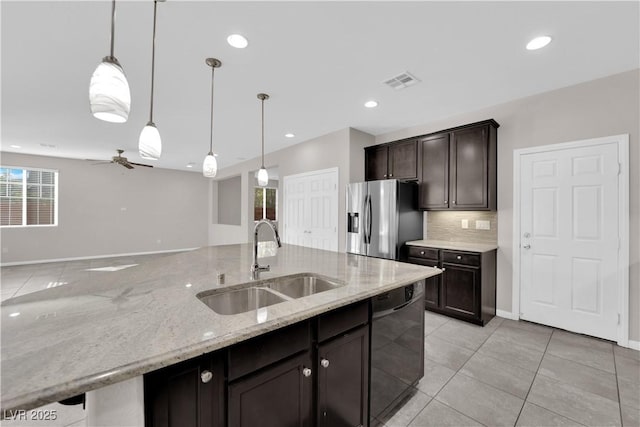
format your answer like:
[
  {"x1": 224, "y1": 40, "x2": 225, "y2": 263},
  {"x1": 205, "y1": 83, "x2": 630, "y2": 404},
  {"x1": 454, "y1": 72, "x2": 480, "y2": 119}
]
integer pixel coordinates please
[
  {"x1": 405, "y1": 240, "x2": 498, "y2": 253},
  {"x1": 1, "y1": 269, "x2": 438, "y2": 414}
]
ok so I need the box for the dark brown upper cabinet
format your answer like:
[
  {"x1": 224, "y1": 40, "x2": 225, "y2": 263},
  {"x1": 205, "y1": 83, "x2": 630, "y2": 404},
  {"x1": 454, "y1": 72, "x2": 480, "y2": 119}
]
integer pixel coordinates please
[
  {"x1": 365, "y1": 139, "x2": 418, "y2": 181},
  {"x1": 419, "y1": 120, "x2": 498, "y2": 210}
]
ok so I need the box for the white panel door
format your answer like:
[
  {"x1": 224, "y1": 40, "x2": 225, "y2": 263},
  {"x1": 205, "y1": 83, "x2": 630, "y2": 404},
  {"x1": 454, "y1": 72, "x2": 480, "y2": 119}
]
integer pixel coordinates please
[
  {"x1": 283, "y1": 177, "x2": 310, "y2": 247},
  {"x1": 283, "y1": 168, "x2": 338, "y2": 251},
  {"x1": 520, "y1": 143, "x2": 620, "y2": 340}
]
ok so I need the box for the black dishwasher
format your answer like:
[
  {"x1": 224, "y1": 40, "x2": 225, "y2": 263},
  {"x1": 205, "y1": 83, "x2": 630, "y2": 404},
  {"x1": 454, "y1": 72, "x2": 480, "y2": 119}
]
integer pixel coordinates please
[{"x1": 370, "y1": 281, "x2": 425, "y2": 423}]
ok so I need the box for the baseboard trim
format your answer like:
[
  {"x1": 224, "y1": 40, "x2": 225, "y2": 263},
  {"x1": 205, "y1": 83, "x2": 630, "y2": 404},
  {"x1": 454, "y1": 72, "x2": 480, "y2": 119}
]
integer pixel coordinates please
[
  {"x1": 496, "y1": 309, "x2": 519, "y2": 320},
  {"x1": 627, "y1": 340, "x2": 640, "y2": 351},
  {"x1": 0, "y1": 247, "x2": 200, "y2": 267}
]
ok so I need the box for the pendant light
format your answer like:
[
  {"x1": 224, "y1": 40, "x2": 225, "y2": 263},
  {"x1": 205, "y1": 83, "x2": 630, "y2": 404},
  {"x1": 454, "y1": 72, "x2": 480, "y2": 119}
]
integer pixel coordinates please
[
  {"x1": 203, "y1": 58, "x2": 221, "y2": 178},
  {"x1": 89, "y1": 0, "x2": 131, "y2": 123},
  {"x1": 257, "y1": 93, "x2": 270, "y2": 187},
  {"x1": 138, "y1": 0, "x2": 162, "y2": 160}
]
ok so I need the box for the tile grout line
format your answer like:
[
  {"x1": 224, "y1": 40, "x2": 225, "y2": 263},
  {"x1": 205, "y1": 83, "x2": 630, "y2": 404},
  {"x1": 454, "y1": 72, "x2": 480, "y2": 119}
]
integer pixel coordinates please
[
  {"x1": 425, "y1": 316, "x2": 503, "y2": 427},
  {"x1": 512, "y1": 323, "x2": 554, "y2": 426},
  {"x1": 613, "y1": 349, "x2": 624, "y2": 426}
]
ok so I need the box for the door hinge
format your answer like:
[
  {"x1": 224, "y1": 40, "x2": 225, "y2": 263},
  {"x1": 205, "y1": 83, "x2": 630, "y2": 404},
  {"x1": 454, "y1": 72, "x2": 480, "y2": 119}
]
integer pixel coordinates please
[
  {"x1": 618, "y1": 313, "x2": 621, "y2": 325},
  {"x1": 618, "y1": 162, "x2": 622, "y2": 175}
]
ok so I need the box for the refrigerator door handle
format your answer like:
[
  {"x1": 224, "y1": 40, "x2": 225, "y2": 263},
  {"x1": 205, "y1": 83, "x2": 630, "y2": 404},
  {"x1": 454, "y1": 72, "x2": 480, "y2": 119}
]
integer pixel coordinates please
[
  {"x1": 362, "y1": 195, "x2": 369, "y2": 244},
  {"x1": 366, "y1": 194, "x2": 373, "y2": 244}
]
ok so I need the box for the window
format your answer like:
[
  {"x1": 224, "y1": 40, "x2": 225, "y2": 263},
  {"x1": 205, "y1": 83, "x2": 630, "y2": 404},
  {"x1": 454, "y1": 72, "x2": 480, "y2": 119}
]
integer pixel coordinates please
[
  {"x1": 254, "y1": 187, "x2": 277, "y2": 221},
  {"x1": 0, "y1": 167, "x2": 58, "y2": 227}
]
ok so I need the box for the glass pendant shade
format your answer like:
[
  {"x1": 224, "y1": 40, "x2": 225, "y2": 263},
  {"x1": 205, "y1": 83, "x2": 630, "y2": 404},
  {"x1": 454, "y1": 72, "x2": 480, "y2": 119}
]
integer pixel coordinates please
[
  {"x1": 138, "y1": 122, "x2": 161, "y2": 160},
  {"x1": 89, "y1": 57, "x2": 131, "y2": 123},
  {"x1": 257, "y1": 167, "x2": 269, "y2": 187},
  {"x1": 203, "y1": 153, "x2": 218, "y2": 178}
]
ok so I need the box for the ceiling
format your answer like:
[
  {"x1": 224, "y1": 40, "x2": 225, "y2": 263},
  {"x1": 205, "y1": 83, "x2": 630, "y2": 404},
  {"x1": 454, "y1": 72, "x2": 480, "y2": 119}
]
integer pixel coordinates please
[{"x1": 1, "y1": 1, "x2": 638, "y2": 172}]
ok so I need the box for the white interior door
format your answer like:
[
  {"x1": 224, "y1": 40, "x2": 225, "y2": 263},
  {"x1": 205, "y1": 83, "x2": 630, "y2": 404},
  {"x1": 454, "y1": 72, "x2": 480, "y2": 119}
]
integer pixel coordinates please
[
  {"x1": 519, "y1": 142, "x2": 620, "y2": 341},
  {"x1": 283, "y1": 168, "x2": 338, "y2": 251}
]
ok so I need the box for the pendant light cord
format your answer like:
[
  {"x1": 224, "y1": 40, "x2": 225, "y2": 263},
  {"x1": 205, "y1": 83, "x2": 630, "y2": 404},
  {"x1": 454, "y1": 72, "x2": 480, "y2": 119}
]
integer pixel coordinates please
[
  {"x1": 149, "y1": 0, "x2": 158, "y2": 122},
  {"x1": 261, "y1": 98, "x2": 265, "y2": 168},
  {"x1": 209, "y1": 65, "x2": 215, "y2": 155},
  {"x1": 109, "y1": 0, "x2": 116, "y2": 58}
]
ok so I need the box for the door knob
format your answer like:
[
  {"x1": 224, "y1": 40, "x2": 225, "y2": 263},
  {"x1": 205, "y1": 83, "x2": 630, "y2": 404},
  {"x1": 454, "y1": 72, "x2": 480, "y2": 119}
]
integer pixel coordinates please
[
  {"x1": 201, "y1": 370, "x2": 213, "y2": 383},
  {"x1": 523, "y1": 244, "x2": 531, "y2": 249},
  {"x1": 302, "y1": 367, "x2": 312, "y2": 377},
  {"x1": 320, "y1": 358, "x2": 330, "y2": 368},
  {"x1": 523, "y1": 232, "x2": 531, "y2": 238}
]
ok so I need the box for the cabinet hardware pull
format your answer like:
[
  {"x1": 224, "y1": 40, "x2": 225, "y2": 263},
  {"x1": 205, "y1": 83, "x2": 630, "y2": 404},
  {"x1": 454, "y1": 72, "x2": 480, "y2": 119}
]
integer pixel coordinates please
[
  {"x1": 420, "y1": 251, "x2": 425, "y2": 255},
  {"x1": 444, "y1": 200, "x2": 448, "y2": 204},
  {"x1": 321, "y1": 358, "x2": 330, "y2": 368},
  {"x1": 457, "y1": 255, "x2": 462, "y2": 260},
  {"x1": 442, "y1": 268, "x2": 446, "y2": 271},
  {"x1": 452, "y1": 200, "x2": 456, "y2": 204},
  {"x1": 200, "y1": 370, "x2": 213, "y2": 383},
  {"x1": 389, "y1": 173, "x2": 393, "y2": 177},
  {"x1": 302, "y1": 367, "x2": 312, "y2": 377},
  {"x1": 383, "y1": 174, "x2": 387, "y2": 178}
]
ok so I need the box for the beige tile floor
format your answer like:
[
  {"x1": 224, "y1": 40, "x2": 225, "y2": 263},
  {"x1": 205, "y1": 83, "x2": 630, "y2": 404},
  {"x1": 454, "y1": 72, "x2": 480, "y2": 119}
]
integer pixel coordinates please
[
  {"x1": 2, "y1": 256, "x2": 639, "y2": 427},
  {"x1": 374, "y1": 311, "x2": 640, "y2": 427}
]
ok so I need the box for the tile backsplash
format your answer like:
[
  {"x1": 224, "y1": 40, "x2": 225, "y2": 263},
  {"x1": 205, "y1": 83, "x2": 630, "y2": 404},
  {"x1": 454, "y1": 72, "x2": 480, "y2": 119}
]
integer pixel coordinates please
[{"x1": 425, "y1": 211, "x2": 497, "y2": 244}]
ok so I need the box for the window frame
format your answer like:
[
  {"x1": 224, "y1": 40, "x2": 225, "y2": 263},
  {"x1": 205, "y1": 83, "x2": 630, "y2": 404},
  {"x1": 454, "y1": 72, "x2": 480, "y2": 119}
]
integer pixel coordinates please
[
  {"x1": 0, "y1": 165, "x2": 59, "y2": 228},
  {"x1": 254, "y1": 186, "x2": 278, "y2": 222}
]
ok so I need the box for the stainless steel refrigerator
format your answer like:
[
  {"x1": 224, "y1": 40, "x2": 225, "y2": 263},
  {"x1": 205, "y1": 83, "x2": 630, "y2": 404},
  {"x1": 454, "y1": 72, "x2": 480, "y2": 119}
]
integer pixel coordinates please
[{"x1": 346, "y1": 179, "x2": 423, "y2": 260}]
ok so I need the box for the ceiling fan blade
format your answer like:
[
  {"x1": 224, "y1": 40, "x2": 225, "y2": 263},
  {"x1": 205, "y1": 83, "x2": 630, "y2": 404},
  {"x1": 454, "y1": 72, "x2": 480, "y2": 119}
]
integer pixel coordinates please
[
  {"x1": 91, "y1": 161, "x2": 112, "y2": 166},
  {"x1": 129, "y1": 162, "x2": 154, "y2": 168},
  {"x1": 120, "y1": 162, "x2": 135, "y2": 170}
]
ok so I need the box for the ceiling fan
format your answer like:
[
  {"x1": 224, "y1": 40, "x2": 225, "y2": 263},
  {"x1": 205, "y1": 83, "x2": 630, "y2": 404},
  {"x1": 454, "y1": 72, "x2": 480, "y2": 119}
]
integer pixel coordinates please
[{"x1": 94, "y1": 149, "x2": 154, "y2": 169}]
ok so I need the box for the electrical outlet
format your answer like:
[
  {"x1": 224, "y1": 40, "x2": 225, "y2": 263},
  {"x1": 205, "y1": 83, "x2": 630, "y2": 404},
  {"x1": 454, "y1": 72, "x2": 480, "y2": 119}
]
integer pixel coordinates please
[
  {"x1": 476, "y1": 220, "x2": 491, "y2": 230},
  {"x1": 461, "y1": 219, "x2": 469, "y2": 229}
]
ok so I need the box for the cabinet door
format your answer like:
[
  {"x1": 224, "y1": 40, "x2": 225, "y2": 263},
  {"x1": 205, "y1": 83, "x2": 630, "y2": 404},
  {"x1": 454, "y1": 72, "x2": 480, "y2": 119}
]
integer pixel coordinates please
[
  {"x1": 388, "y1": 140, "x2": 418, "y2": 180},
  {"x1": 144, "y1": 354, "x2": 224, "y2": 427},
  {"x1": 318, "y1": 325, "x2": 369, "y2": 427},
  {"x1": 228, "y1": 352, "x2": 313, "y2": 427},
  {"x1": 449, "y1": 126, "x2": 488, "y2": 209},
  {"x1": 441, "y1": 263, "x2": 480, "y2": 320},
  {"x1": 407, "y1": 256, "x2": 440, "y2": 309},
  {"x1": 365, "y1": 146, "x2": 389, "y2": 181},
  {"x1": 419, "y1": 134, "x2": 449, "y2": 209}
]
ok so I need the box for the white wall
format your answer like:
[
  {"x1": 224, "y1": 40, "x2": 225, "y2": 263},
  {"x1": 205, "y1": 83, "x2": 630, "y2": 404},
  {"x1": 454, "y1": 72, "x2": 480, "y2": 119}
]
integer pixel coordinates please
[
  {"x1": 375, "y1": 69, "x2": 640, "y2": 342},
  {"x1": 209, "y1": 127, "x2": 374, "y2": 251},
  {"x1": 0, "y1": 153, "x2": 210, "y2": 264}
]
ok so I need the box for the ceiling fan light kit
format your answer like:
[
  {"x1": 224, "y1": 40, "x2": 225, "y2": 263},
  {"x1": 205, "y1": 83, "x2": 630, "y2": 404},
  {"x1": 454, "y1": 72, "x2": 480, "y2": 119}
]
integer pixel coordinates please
[
  {"x1": 89, "y1": 0, "x2": 131, "y2": 123},
  {"x1": 257, "y1": 93, "x2": 269, "y2": 187},
  {"x1": 203, "y1": 58, "x2": 221, "y2": 178},
  {"x1": 139, "y1": 0, "x2": 162, "y2": 160}
]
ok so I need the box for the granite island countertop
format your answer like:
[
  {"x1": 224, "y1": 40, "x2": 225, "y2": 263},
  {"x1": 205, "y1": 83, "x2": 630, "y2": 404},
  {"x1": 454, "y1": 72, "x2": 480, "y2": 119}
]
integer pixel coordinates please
[
  {"x1": 0, "y1": 243, "x2": 440, "y2": 413},
  {"x1": 405, "y1": 239, "x2": 498, "y2": 253}
]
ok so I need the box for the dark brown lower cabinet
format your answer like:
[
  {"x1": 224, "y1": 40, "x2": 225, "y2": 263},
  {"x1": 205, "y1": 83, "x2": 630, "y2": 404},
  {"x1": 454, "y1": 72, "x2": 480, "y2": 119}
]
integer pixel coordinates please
[
  {"x1": 317, "y1": 325, "x2": 369, "y2": 427},
  {"x1": 144, "y1": 353, "x2": 225, "y2": 427},
  {"x1": 144, "y1": 301, "x2": 371, "y2": 427},
  {"x1": 441, "y1": 262, "x2": 479, "y2": 320},
  {"x1": 228, "y1": 351, "x2": 314, "y2": 427},
  {"x1": 405, "y1": 245, "x2": 496, "y2": 325}
]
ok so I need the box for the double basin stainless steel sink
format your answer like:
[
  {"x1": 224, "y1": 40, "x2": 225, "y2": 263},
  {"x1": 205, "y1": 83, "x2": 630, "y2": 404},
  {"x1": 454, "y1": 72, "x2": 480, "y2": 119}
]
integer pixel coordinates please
[{"x1": 197, "y1": 273, "x2": 344, "y2": 315}]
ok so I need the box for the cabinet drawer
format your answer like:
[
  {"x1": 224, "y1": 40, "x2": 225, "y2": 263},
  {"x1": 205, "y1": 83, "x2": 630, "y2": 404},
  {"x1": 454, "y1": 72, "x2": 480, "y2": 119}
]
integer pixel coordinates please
[
  {"x1": 441, "y1": 251, "x2": 480, "y2": 267},
  {"x1": 407, "y1": 246, "x2": 439, "y2": 260},
  {"x1": 228, "y1": 320, "x2": 311, "y2": 381},
  {"x1": 318, "y1": 300, "x2": 369, "y2": 343},
  {"x1": 407, "y1": 257, "x2": 439, "y2": 268}
]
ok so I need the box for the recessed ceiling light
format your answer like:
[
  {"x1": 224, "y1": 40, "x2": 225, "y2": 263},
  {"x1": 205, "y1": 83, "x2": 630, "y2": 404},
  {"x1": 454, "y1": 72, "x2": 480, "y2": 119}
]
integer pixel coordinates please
[
  {"x1": 186, "y1": 163, "x2": 194, "y2": 168},
  {"x1": 9, "y1": 145, "x2": 21, "y2": 149},
  {"x1": 185, "y1": 283, "x2": 192, "y2": 288},
  {"x1": 285, "y1": 133, "x2": 295, "y2": 138},
  {"x1": 364, "y1": 100, "x2": 378, "y2": 108},
  {"x1": 9, "y1": 312, "x2": 20, "y2": 317},
  {"x1": 526, "y1": 36, "x2": 552, "y2": 50},
  {"x1": 227, "y1": 34, "x2": 248, "y2": 49}
]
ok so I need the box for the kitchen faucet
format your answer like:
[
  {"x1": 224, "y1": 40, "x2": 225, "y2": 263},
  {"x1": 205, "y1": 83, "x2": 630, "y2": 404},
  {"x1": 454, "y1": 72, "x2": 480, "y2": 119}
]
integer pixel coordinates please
[{"x1": 251, "y1": 219, "x2": 282, "y2": 280}]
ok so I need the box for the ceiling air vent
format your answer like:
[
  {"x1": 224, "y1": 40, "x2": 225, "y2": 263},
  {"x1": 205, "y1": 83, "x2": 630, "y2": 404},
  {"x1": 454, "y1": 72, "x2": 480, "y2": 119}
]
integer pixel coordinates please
[{"x1": 383, "y1": 72, "x2": 420, "y2": 90}]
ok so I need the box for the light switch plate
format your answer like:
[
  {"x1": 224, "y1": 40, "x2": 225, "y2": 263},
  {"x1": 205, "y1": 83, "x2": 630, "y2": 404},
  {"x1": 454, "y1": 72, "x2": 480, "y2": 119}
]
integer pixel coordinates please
[
  {"x1": 461, "y1": 219, "x2": 469, "y2": 229},
  {"x1": 476, "y1": 220, "x2": 490, "y2": 230}
]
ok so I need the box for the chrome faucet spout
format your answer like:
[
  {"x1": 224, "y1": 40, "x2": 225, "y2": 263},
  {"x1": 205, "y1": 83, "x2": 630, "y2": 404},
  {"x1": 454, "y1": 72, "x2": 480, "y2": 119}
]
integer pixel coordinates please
[{"x1": 251, "y1": 219, "x2": 281, "y2": 280}]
